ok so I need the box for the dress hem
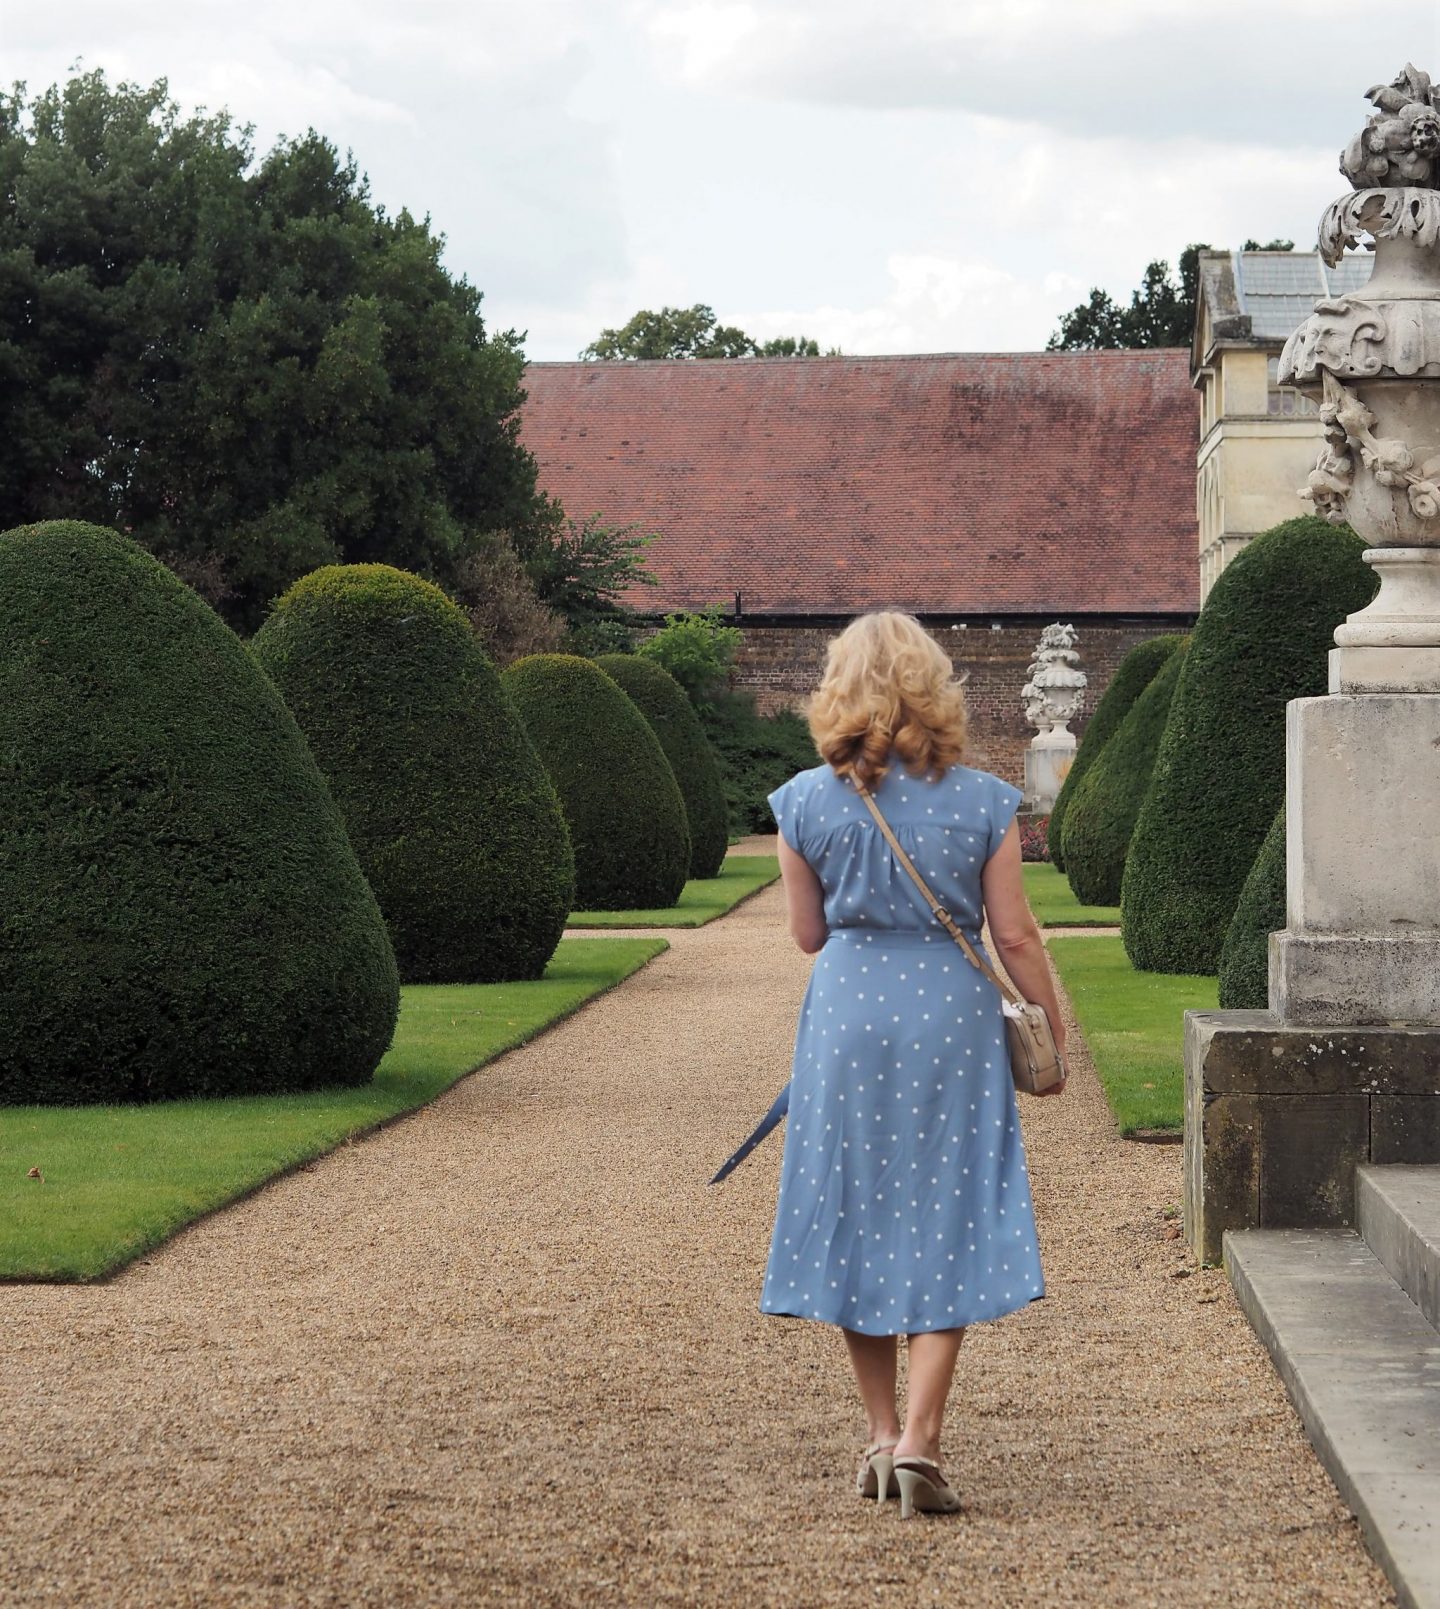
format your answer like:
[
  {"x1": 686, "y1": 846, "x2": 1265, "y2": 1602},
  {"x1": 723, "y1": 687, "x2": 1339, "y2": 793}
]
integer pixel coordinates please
[{"x1": 757, "y1": 1288, "x2": 1045, "y2": 1337}]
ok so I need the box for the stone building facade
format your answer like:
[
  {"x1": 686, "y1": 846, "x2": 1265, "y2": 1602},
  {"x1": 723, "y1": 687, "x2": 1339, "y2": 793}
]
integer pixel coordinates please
[
  {"x1": 520, "y1": 351, "x2": 1200, "y2": 791},
  {"x1": 1192, "y1": 249, "x2": 1372, "y2": 600}
]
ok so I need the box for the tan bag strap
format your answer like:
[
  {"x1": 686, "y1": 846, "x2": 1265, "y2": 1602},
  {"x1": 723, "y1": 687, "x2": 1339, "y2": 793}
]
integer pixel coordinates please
[{"x1": 851, "y1": 777, "x2": 1023, "y2": 1010}]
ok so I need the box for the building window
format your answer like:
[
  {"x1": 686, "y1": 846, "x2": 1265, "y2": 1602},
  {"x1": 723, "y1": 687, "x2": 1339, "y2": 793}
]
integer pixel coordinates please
[{"x1": 1267, "y1": 356, "x2": 1317, "y2": 416}]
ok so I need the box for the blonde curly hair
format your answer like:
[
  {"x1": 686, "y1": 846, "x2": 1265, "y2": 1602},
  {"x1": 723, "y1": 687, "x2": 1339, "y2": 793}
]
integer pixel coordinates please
[{"x1": 806, "y1": 611, "x2": 968, "y2": 790}]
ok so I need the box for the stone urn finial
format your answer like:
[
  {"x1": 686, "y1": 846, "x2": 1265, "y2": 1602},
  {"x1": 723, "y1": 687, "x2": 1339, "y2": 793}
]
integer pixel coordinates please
[
  {"x1": 1020, "y1": 623, "x2": 1086, "y2": 815},
  {"x1": 1282, "y1": 63, "x2": 1440, "y2": 659},
  {"x1": 1021, "y1": 622, "x2": 1087, "y2": 739}
]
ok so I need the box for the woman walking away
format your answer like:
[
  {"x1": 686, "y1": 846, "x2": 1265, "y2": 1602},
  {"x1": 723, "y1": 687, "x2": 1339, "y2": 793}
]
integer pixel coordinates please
[{"x1": 719, "y1": 610, "x2": 1066, "y2": 1519}]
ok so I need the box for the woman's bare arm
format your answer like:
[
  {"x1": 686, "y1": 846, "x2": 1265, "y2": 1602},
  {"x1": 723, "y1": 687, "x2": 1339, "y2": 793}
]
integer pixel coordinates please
[
  {"x1": 980, "y1": 821, "x2": 1068, "y2": 1082},
  {"x1": 777, "y1": 833, "x2": 828, "y2": 954}
]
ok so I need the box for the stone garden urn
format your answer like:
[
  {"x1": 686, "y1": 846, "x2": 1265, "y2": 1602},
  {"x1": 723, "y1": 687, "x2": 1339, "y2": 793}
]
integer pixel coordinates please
[{"x1": 1020, "y1": 623, "x2": 1086, "y2": 814}]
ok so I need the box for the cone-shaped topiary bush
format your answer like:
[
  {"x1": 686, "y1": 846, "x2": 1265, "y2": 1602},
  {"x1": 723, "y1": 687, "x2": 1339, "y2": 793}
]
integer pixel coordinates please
[
  {"x1": 1048, "y1": 634, "x2": 1185, "y2": 870},
  {"x1": 253, "y1": 564, "x2": 574, "y2": 983},
  {"x1": 503, "y1": 654, "x2": 691, "y2": 910},
  {"x1": 1059, "y1": 642, "x2": 1189, "y2": 906},
  {"x1": 0, "y1": 521, "x2": 399, "y2": 1105},
  {"x1": 595, "y1": 654, "x2": 728, "y2": 878},
  {"x1": 1218, "y1": 807, "x2": 1286, "y2": 1010},
  {"x1": 1122, "y1": 517, "x2": 1375, "y2": 974}
]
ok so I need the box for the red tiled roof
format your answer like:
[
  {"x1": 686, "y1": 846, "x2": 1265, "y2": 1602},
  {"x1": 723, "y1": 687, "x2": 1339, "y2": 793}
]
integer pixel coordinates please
[{"x1": 519, "y1": 351, "x2": 1199, "y2": 616}]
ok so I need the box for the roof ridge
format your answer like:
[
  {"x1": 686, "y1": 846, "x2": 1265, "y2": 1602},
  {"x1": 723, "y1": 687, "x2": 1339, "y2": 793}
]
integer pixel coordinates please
[{"x1": 525, "y1": 348, "x2": 1191, "y2": 367}]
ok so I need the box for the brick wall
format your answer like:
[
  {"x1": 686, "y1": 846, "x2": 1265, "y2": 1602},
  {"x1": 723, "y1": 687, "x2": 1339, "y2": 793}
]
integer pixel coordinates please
[{"x1": 729, "y1": 619, "x2": 1190, "y2": 791}]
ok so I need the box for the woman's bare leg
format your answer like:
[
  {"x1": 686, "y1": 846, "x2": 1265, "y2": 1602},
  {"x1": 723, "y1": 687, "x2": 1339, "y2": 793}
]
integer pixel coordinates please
[
  {"x1": 893, "y1": 1328, "x2": 965, "y2": 1464},
  {"x1": 841, "y1": 1329, "x2": 902, "y2": 1444}
]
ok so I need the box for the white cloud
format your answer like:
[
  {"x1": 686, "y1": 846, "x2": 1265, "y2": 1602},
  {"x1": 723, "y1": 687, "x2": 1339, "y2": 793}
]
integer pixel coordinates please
[
  {"x1": 610, "y1": 112, "x2": 1347, "y2": 358},
  {"x1": 641, "y1": 0, "x2": 1440, "y2": 146},
  {"x1": 17, "y1": 0, "x2": 1437, "y2": 360},
  {"x1": 12, "y1": 1, "x2": 634, "y2": 316},
  {"x1": 736, "y1": 252, "x2": 1088, "y2": 353}
]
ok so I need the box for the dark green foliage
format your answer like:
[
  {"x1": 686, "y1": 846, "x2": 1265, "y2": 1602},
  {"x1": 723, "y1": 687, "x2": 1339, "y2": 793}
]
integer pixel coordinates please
[
  {"x1": 0, "y1": 522, "x2": 399, "y2": 1105},
  {"x1": 512, "y1": 514, "x2": 658, "y2": 654},
  {"x1": 1049, "y1": 242, "x2": 1291, "y2": 351},
  {"x1": 1218, "y1": 807, "x2": 1286, "y2": 1010},
  {"x1": 503, "y1": 654, "x2": 690, "y2": 910},
  {"x1": 580, "y1": 303, "x2": 834, "y2": 360},
  {"x1": 1122, "y1": 517, "x2": 1376, "y2": 974},
  {"x1": 1048, "y1": 245, "x2": 1211, "y2": 350},
  {"x1": 1049, "y1": 634, "x2": 1185, "y2": 869},
  {"x1": 1060, "y1": 645, "x2": 1189, "y2": 905},
  {"x1": 253, "y1": 565, "x2": 574, "y2": 983},
  {"x1": 595, "y1": 655, "x2": 729, "y2": 878},
  {"x1": 702, "y1": 691, "x2": 822, "y2": 836},
  {"x1": 0, "y1": 71, "x2": 553, "y2": 630},
  {"x1": 637, "y1": 606, "x2": 744, "y2": 709}
]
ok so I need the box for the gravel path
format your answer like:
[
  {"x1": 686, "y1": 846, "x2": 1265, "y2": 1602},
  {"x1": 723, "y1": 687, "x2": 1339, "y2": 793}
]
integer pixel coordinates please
[{"x1": 0, "y1": 879, "x2": 1391, "y2": 1607}]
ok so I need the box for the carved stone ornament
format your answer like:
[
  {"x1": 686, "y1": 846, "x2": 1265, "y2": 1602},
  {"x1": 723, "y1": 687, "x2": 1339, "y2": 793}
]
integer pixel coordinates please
[
  {"x1": 1299, "y1": 371, "x2": 1440, "y2": 528},
  {"x1": 1021, "y1": 623, "x2": 1086, "y2": 738},
  {"x1": 1318, "y1": 187, "x2": 1440, "y2": 267},
  {"x1": 1339, "y1": 64, "x2": 1440, "y2": 190},
  {"x1": 1285, "y1": 66, "x2": 1440, "y2": 648},
  {"x1": 1279, "y1": 285, "x2": 1440, "y2": 385}
]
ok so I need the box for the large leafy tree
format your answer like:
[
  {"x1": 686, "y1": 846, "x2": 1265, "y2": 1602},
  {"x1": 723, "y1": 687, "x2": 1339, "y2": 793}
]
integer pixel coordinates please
[
  {"x1": 1048, "y1": 239, "x2": 1295, "y2": 351},
  {"x1": 0, "y1": 71, "x2": 555, "y2": 629},
  {"x1": 581, "y1": 303, "x2": 833, "y2": 360}
]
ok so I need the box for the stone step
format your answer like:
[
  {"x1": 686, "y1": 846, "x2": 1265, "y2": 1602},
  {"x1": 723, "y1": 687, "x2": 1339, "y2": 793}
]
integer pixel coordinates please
[
  {"x1": 1359, "y1": 1164, "x2": 1440, "y2": 1333},
  {"x1": 1225, "y1": 1227, "x2": 1440, "y2": 1609}
]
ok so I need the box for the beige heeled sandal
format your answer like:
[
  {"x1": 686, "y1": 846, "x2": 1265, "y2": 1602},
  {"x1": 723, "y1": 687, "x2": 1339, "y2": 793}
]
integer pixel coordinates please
[
  {"x1": 893, "y1": 1456, "x2": 962, "y2": 1518},
  {"x1": 856, "y1": 1440, "x2": 898, "y2": 1500}
]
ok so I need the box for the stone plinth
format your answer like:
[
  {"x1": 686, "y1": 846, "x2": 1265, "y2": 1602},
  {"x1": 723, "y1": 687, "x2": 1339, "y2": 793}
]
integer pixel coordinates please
[
  {"x1": 1271, "y1": 692, "x2": 1440, "y2": 1026},
  {"x1": 1184, "y1": 1010, "x2": 1440, "y2": 1262},
  {"x1": 1329, "y1": 644, "x2": 1440, "y2": 693},
  {"x1": 1022, "y1": 728, "x2": 1075, "y2": 816}
]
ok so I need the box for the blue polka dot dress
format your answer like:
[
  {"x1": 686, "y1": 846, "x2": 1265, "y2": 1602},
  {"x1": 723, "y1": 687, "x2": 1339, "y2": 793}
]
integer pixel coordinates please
[{"x1": 760, "y1": 760, "x2": 1044, "y2": 1335}]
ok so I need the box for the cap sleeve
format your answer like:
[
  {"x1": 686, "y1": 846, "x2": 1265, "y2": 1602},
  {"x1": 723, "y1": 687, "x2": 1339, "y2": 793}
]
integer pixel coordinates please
[
  {"x1": 985, "y1": 774, "x2": 1024, "y2": 859},
  {"x1": 767, "y1": 774, "x2": 806, "y2": 855}
]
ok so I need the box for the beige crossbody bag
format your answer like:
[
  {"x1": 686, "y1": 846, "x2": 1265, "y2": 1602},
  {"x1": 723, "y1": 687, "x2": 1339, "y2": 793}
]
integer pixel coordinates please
[{"x1": 852, "y1": 779, "x2": 1066, "y2": 1096}]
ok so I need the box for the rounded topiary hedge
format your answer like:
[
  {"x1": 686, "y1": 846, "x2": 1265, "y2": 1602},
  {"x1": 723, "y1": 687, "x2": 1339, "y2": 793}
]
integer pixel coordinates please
[
  {"x1": 0, "y1": 521, "x2": 399, "y2": 1106},
  {"x1": 503, "y1": 653, "x2": 690, "y2": 910},
  {"x1": 1048, "y1": 634, "x2": 1185, "y2": 870},
  {"x1": 1122, "y1": 517, "x2": 1375, "y2": 975},
  {"x1": 595, "y1": 653, "x2": 728, "y2": 878},
  {"x1": 1218, "y1": 807, "x2": 1286, "y2": 1010},
  {"x1": 1059, "y1": 641, "x2": 1189, "y2": 906},
  {"x1": 253, "y1": 564, "x2": 574, "y2": 983}
]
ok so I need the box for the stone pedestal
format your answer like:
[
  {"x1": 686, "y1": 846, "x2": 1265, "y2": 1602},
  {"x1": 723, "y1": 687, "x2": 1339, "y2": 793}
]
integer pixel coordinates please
[
  {"x1": 1022, "y1": 729, "x2": 1075, "y2": 816},
  {"x1": 1271, "y1": 692, "x2": 1440, "y2": 1026},
  {"x1": 1183, "y1": 71, "x2": 1440, "y2": 1263},
  {"x1": 1184, "y1": 1012, "x2": 1440, "y2": 1263},
  {"x1": 1186, "y1": 686, "x2": 1440, "y2": 1258}
]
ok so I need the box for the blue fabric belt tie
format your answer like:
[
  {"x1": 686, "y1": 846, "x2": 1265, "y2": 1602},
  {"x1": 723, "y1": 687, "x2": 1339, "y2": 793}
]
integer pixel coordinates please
[{"x1": 709, "y1": 1079, "x2": 790, "y2": 1184}]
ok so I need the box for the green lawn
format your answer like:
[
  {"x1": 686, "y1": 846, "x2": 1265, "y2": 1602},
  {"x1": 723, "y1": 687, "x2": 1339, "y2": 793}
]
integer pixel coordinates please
[
  {"x1": 1047, "y1": 935, "x2": 1217, "y2": 1136},
  {"x1": 1023, "y1": 862, "x2": 1122, "y2": 928},
  {"x1": 0, "y1": 937, "x2": 666, "y2": 1283},
  {"x1": 568, "y1": 853, "x2": 780, "y2": 927}
]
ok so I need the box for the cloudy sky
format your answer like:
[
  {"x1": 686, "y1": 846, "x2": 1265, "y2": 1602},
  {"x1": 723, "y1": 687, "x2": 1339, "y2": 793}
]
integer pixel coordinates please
[{"x1": 11, "y1": 2, "x2": 1440, "y2": 359}]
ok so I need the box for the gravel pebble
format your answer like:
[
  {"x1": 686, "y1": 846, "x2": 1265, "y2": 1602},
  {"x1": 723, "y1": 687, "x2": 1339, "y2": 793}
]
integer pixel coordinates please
[{"x1": 0, "y1": 870, "x2": 1393, "y2": 1607}]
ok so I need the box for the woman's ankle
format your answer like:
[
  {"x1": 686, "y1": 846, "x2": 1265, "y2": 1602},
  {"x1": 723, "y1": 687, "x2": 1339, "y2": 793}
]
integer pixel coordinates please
[{"x1": 892, "y1": 1432, "x2": 942, "y2": 1464}]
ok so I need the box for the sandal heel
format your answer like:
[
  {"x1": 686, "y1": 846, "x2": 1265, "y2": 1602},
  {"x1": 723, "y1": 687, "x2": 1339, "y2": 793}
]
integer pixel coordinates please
[
  {"x1": 871, "y1": 1452, "x2": 894, "y2": 1501},
  {"x1": 895, "y1": 1467, "x2": 921, "y2": 1519},
  {"x1": 892, "y1": 1457, "x2": 962, "y2": 1517}
]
